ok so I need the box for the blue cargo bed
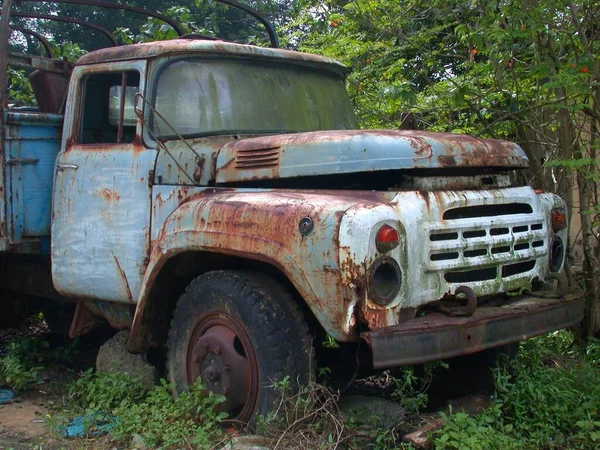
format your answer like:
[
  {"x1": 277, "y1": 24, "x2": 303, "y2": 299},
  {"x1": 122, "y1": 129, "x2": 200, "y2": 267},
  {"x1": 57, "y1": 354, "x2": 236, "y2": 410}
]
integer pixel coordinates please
[{"x1": 0, "y1": 110, "x2": 63, "y2": 253}]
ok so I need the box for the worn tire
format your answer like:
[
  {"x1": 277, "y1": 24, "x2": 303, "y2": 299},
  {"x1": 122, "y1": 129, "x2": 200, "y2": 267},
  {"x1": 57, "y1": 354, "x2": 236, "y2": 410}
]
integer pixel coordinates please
[{"x1": 166, "y1": 270, "x2": 313, "y2": 424}]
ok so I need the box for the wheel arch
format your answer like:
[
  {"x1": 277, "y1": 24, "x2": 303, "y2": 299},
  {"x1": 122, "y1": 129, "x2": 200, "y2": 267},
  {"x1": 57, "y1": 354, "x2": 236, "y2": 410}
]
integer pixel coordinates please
[{"x1": 128, "y1": 249, "x2": 324, "y2": 353}]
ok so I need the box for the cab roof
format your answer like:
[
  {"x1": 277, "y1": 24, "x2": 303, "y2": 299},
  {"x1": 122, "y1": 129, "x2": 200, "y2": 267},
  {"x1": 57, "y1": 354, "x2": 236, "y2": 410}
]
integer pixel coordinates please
[{"x1": 76, "y1": 39, "x2": 349, "y2": 75}]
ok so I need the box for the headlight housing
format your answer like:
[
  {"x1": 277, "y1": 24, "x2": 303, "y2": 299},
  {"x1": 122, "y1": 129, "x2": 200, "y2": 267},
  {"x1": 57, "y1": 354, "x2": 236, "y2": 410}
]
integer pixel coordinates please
[{"x1": 369, "y1": 257, "x2": 402, "y2": 306}]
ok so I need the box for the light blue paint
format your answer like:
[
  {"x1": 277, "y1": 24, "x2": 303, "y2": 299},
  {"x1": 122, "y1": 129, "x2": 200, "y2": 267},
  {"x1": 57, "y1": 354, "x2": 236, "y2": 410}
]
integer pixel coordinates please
[
  {"x1": 2, "y1": 110, "x2": 62, "y2": 252},
  {"x1": 51, "y1": 59, "x2": 156, "y2": 304},
  {"x1": 51, "y1": 146, "x2": 157, "y2": 303},
  {"x1": 215, "y1": 131, "x2": 529, "y2": 184}
]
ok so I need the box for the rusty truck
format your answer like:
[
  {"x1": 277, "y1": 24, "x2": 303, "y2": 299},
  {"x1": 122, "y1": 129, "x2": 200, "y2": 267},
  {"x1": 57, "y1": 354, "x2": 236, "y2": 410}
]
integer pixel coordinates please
[{"x1": 0, "y1": 0, "x2": 584, "y2": 423}]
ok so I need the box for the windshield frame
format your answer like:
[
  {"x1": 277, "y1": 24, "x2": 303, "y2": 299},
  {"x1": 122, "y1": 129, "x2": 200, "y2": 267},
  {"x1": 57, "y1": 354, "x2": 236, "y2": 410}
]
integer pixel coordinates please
[{"x1": 144, "y1": 55, "x2": 357, "y2": 144}]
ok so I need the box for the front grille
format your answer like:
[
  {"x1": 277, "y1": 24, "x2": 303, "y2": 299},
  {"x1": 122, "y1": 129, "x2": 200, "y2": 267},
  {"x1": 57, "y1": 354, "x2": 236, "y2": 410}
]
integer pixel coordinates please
[{"x1": 427, "y1": 210, "x2": 546, "y2": 282}]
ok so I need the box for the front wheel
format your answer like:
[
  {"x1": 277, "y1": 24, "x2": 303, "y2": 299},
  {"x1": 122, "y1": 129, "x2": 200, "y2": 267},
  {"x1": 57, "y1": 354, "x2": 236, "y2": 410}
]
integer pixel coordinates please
[{"x1": 166, "y1": 270, "x2": 313, "y2": 424}]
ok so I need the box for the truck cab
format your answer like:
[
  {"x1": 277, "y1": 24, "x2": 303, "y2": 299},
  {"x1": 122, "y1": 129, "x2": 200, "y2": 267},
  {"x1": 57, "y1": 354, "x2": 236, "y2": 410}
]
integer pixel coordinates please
[{"x1": 0, "y1": 1, "x2": 584, "y2": 424}]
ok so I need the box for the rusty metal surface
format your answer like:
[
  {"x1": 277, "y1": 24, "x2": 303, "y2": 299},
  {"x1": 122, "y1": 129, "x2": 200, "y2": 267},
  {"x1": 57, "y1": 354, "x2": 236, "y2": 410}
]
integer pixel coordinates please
[
  {"x1": 136, "y1": 188, "x2": 394, "y2": 343},
  {"x1": 137, "y1": 183, "x2": 569, "y2": 343},
  {"x1": 10, "y1": 26, "x2": 53, "y2": 57},
  {"x1": 69, "y1": 299, "x2": 104, "y2": 338},
  {"x1": 216, "y1": 130, "x2": 529, "y2": 184},
  {"x1": 340, "y1": 187, "x2": 570, "y2": 331},
  {"x1": 29, "y1": 70, "x2": 70, "y2": 113},
  {"x1": 84, "y1": 299, "x2": 134, "y2": 329},
  {"x1": 76, "y1": 39, "x2": 348, "y2": 73},
  {"x1": 7, "y1": 52, "x2": 72, "y2": 73},
  {"x1": 51, "y1": 59, "x2": 156, "y2": 303},
  {"x1": 363, "y1": 292, "x2": 585, "y2": 368},
  {"x1": 0, "y1": 0, "x2": 13, "y2": 108},
  {"x1": 153, "y1": 136, "x2": 235, "y2": 186},
  {"x1": 187, "y1": 312, "x2": 259, "y2": 422}
]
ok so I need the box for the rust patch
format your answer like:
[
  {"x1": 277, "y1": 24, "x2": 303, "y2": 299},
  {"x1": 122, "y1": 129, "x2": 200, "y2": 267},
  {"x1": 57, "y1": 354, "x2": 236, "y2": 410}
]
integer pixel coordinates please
[
  {"x1": 438, "y1": 155, "x2": 457, "y2": 166},
  {"x1": 112, "y1": 253, "x2": 133, "y2": 301},
  {"x1": 98, "y1": 188, "x2": 121, "y2": 202}
]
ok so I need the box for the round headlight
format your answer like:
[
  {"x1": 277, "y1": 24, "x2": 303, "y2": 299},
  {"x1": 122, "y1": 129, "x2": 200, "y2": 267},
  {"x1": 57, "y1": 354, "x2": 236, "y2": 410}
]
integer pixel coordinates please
[
  {"x1": 369, "y1": 257, "x2": 402, "y2": 306},
  {"x1": 549, "y1": 236, "x2": 565, "y2": 272}
]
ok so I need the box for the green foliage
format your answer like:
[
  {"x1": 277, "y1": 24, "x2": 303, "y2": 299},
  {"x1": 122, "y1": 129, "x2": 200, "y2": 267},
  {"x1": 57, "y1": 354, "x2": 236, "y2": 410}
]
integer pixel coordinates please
[
  {"x1": 432, "y1": 331, "x2": 600, "y2": 449},
  {"x1": 50, "y1": 42, "x2": 86, "y2": 61},
  {"x1": 293, "y1": 0, "x2": 600, "y2": 162},
  {"x1": 0, "y1": 336, "x2": 80, "y2": 391},
  {"x1": 322, "y1": 334, "x2": 340, "y2": 349},
  {"x1": 0, "y1": 338, "x2": 51, "y2": 390},
  {"x1": 390, "y1": 367, "x2": 430, "y2": 414},
  {"x1": 65, "y1": 371, "x2": 227, "y2": 449},
  {"x1": 7, "y1": 68, "x2": 35, "y2": 106},
  {"x1": 67, "y1": 369, "x2": 148, "y2": 413},
  {"x1": 115, "y1": 6, "x2": 203, "y2": 44},
  {"x1": 112, "y1": 378, "x2": 227, "y2": 449}
]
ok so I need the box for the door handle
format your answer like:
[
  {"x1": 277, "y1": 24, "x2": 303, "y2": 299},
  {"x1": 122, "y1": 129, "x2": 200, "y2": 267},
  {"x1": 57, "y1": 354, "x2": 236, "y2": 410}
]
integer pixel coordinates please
[{"x1": 56, "y1": 163, "x2": 78, "y2": 171}]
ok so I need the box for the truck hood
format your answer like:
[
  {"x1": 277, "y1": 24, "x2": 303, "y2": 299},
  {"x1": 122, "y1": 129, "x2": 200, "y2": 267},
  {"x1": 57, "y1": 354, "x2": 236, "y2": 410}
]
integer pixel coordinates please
[{"x1": 214, "y1": 130, "x2": 529, "y2": 184}]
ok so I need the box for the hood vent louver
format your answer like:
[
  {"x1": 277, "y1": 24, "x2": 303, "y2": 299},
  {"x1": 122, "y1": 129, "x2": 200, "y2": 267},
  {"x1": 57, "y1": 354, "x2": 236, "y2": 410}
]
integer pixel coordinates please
[{"x1": 235, "y1": 146, "x2": 281, "y2": 169}]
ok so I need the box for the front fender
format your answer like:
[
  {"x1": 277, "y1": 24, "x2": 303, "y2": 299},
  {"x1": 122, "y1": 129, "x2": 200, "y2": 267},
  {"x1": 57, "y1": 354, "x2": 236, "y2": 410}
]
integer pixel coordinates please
[{"x1": 132, "y1": 189, "x2": 389, "y2": 348}]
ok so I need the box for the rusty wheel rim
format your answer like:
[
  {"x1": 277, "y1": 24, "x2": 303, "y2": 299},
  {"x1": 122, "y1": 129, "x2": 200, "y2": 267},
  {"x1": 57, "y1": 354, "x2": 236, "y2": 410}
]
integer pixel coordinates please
[{"x1": 187, "y1": 312, "x2": 259, "y2": 422}]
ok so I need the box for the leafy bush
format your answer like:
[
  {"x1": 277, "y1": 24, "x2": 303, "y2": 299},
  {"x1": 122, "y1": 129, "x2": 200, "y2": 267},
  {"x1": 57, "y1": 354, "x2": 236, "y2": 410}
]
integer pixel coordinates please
[
  {"x1": 390, "y1": 365, "x2": 440, "y2": 413},
  {"x1": 433, "y1": 331, "x2": 600, "y2": 449},
  {"x1": 68, "y1": 369, "x2": 148, "y2": 413},
  {"x1": 111, "y1": 378, "x2": 227, "y2": 449},
  {"x1": 66, "y1": 371, "x2": 227, "y2": 449},
  {"x1": 0, "y1": 338, "x2": 43, "y2": 390}
]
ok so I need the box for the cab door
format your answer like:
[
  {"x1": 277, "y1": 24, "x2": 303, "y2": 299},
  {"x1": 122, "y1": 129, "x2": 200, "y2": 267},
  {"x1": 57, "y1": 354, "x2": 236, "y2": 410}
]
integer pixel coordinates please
[{"x1": 51, "y1": 60, "x2": 157, "y2": 303}]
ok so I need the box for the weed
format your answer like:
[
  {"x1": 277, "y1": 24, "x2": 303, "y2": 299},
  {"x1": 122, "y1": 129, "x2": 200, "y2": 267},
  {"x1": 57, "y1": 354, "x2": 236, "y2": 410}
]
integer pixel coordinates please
[
  {"x1": 390, "y1": 362, "x2": 444, "y2": 414},
  {"x1": 0, "y1": 339, "x2": 43, "y2": 390},
  {"x1": 322, "y1": 334, "x2": 340, "y2": 349},
  {"x1": 0, "y1": 336, "x2": 82, "y2": 391},
  {"x1": 68, "y1": 369, "x2": 147, "y2": 413},
  {"x1": 432, "y1": 330, "x2": 600, "y2": 449},
  {"x1": 111, "y1": 378, "x2": 227, "y2": 449},
  {"x1": 64, "y1": 371, "x2": 227, "y2": 449}
]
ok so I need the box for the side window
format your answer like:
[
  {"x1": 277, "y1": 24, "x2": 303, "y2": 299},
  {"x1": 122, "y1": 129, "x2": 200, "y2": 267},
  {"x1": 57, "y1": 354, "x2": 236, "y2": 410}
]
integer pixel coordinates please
[{"x1": 79, "y1": 70, "x2": 140, "y2": 144}]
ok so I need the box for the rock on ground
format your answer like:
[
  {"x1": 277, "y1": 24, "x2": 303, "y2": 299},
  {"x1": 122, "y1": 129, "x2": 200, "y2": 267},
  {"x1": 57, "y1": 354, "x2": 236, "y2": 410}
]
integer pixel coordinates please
[
  {"x1": 338, "y1": 395, "x2": 406, "y2": 429},
  {"x1": 218, "y1": 435, "x2": 271, "y2": 450},
  {"x1": 96, "y1": 330, "x2": 158, "y2": 389}
]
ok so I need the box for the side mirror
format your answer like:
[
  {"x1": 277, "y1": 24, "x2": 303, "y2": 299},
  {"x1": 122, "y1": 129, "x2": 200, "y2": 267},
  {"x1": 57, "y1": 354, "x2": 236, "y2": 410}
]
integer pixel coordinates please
[{"x1": 108, "y1": 86, "x2": 139, "y2": 127}]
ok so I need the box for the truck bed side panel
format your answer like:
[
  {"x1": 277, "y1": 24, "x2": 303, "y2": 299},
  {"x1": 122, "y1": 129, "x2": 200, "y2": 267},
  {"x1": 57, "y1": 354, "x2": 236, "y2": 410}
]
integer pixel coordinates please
[{"x1": 1, "y1": 110, "x2": 62, "y2": 253}]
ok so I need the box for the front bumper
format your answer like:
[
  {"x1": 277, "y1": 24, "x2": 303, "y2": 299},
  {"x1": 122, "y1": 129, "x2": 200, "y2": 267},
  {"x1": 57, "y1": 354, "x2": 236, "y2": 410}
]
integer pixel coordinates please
[{"x1": 362, "y1": 291, "x2": 585, "y2": 368}]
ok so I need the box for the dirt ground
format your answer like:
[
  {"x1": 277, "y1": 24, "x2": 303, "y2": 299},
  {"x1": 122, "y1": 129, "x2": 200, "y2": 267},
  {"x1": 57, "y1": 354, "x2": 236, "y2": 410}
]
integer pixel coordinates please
[{"x1": 0, "y1": 386, "x2": 115, "y2": 449}]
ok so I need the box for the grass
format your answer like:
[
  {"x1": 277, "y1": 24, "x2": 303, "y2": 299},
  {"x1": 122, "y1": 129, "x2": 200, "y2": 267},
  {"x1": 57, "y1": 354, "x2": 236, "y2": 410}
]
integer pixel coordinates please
[{"x1": 432, "y1": 330, "x2": 600, "y2": 450}]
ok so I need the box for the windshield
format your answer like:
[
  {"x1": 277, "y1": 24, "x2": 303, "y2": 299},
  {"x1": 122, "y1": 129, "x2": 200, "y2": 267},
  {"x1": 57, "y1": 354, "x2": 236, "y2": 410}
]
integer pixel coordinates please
[{"x1": 152, "y1": 59, "x2": 358, "y2": 138}]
